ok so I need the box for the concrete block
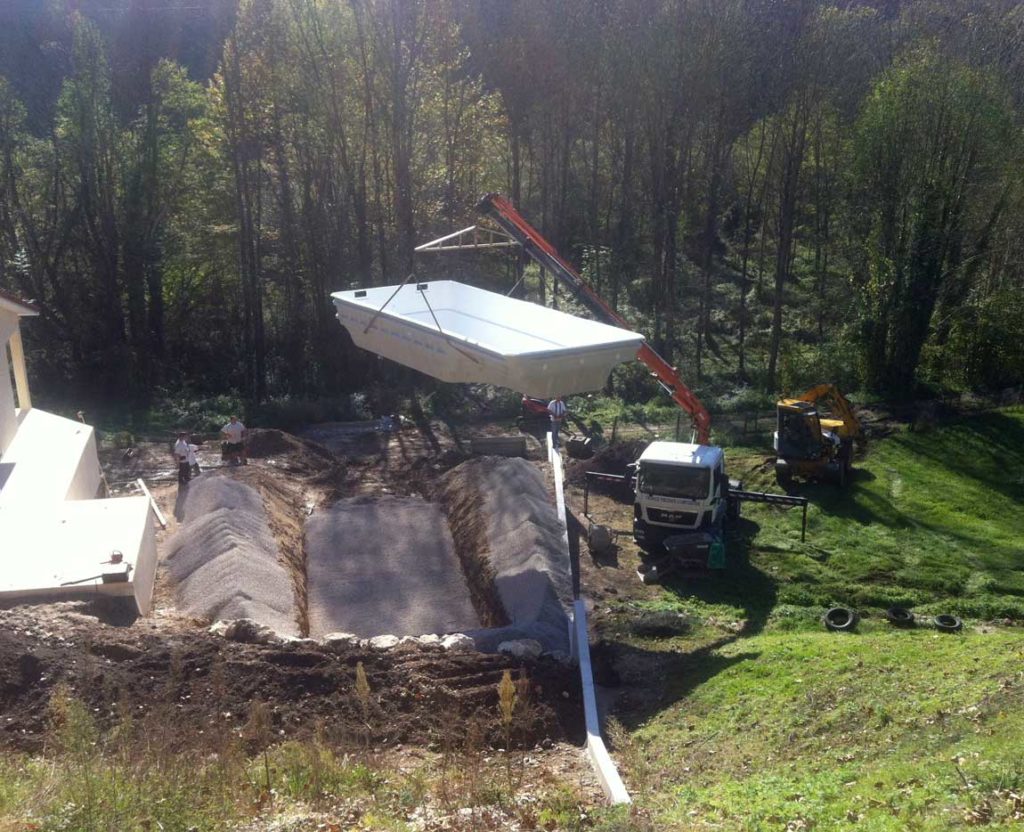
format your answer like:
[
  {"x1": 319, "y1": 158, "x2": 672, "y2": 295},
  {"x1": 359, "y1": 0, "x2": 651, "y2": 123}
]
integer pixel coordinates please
[
  {"x1": 441, "y1": 633, "x2": 474, "y2": 653},
  {"x1": 498, "y1": 638, "x2": 543, "y2": 660}
]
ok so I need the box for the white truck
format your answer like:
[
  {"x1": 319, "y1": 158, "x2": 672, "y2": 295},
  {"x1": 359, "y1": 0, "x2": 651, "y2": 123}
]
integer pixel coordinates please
[
  {"x1": 632, "y1": 442, "x2": 735, "y2": 571},
  {"x1": 584, "y1": 441, "x2": 807, "y2": 584}
]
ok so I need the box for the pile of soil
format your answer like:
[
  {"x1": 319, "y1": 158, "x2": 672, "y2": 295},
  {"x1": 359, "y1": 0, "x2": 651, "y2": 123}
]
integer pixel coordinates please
[
  {"x1": 564, "y1": 440, "x2": 646, "y2": 487},
  {"x1": 245, "y1": 428, "x2": 336, "y2": 474},
  {"x1": 0, "y1": 604, "x2": 582, "y2": 753}
]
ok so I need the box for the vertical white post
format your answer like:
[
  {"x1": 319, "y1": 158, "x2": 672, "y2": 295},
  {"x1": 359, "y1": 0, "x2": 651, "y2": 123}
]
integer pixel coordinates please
[{"x1": 9, "y1": 329, "x2": 31, "y2": 411}]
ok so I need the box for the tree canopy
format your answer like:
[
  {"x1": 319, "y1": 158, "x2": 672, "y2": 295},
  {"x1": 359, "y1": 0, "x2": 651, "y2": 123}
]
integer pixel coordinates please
[{"x1": 1, "y1": 0, "x2": 1022, "y2": 407}]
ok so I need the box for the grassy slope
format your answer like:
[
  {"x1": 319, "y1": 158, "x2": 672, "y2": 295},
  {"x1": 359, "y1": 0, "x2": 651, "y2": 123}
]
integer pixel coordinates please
[{"x1": 609, "y1": 408, "x2": 1024, "y2": 830}]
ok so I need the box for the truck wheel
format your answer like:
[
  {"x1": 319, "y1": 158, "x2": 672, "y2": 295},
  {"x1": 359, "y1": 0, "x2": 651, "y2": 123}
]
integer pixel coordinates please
[
  {"x1": 836, "y1": 461, "x2": 848, "y2": 488},
  {"x1": 775, "y1": 462, "x2": 792, "y2": 487},
  {"x1": 824, "y1": 607, "x2": 858, "y2": 632},
  {"x1": 933, "y1": 614, "x2": 963, "y2": 633}
]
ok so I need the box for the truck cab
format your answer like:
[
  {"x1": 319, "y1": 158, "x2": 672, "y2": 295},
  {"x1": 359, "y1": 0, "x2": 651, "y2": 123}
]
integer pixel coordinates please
[{"x1": 632, "y1": 442, "x2": 730, "y2": 569}]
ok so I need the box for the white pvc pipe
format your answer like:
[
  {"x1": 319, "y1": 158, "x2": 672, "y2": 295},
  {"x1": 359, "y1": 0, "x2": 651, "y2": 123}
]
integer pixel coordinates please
[{"x1": 547, "y1": 433, "x2": 631, "y2": 805}]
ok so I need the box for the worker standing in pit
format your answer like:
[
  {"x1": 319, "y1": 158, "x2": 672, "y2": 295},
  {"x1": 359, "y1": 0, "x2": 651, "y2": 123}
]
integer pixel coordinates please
[
  {"x1": 221, "y1": 415, "x2": 248, "y2": 465},
  {"x1": 186, "y1": 439, "x2": 201, "y2": 477},
  {"x1": 173, "y1": 432, "x2": 191, "y2": 484},
  {"x1": 547, "y1": 396, "x2": 567, "y2": 449}
]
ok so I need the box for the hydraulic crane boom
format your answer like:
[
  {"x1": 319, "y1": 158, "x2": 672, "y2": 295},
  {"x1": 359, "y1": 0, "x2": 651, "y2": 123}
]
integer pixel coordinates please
[{"x1": 477, "y1": 193, "x2": 712, "y2": 444}]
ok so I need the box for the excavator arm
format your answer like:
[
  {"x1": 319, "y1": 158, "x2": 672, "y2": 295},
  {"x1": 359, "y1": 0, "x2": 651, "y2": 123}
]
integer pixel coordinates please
[
  {"x1": 795, "y1": 383, "x2": 862, "y2": 440},
  {"x1": 478, "y1": 193, "x2": 712, "y2": 444}
]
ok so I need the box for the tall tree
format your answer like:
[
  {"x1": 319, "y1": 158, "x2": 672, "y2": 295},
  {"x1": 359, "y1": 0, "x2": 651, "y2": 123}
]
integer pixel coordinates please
[{"x1": 852, "y1": 48, "x2": 1017, "y2": 393}]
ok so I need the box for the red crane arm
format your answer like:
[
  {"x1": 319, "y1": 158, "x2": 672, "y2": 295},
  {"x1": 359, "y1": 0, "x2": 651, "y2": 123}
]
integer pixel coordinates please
[{"x1": 477, "y1": 193, "x2": 711, "y2": 444}]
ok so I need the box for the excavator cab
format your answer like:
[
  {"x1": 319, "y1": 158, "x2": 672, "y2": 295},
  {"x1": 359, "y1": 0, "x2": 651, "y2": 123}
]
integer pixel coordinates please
[
  {"x1": 774, "y1": 385, "x2": 861, "y2": 488},
  {"x1": 776, "y1": 401, "x2": 827, "y2": 461}
]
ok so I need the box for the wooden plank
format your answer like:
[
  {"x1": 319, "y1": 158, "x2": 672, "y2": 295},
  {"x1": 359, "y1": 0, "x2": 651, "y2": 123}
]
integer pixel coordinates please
[{"x1": 136, "y1": 478, "x2": 167, "y2": 528}]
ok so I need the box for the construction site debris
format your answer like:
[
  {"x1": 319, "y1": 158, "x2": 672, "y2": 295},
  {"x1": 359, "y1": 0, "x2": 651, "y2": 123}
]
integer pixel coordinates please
[
  {"x1": 369, "y1": 634, "x2": 400, "y2": 649},
  {"x1": 469, "y1": 435, "x2": 528, "y2": 457},
  {"x1": 245, "y1": 428, "x2": 336, "y2": 473},
  {"x1": 498, "y1": 639, "x2": 544, "y2": 660},
  {"x1": 440, "y1": 633, "x2": 475, "y2": 652},
  {"x1": 322, "y1": 631, "x2": 361, "y2": 650},
  {"x1": 208, "y1": 618, "x2": 279, "y2": 644}
]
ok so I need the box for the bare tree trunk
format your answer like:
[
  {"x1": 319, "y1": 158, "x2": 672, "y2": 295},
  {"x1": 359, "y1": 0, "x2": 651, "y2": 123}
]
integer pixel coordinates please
[
  {"x1": 737, "y1": 120, "x2": 772, "y2": 380},
  {"x1": 767, "y1": 103, "x2": 808, "y2": 392}
]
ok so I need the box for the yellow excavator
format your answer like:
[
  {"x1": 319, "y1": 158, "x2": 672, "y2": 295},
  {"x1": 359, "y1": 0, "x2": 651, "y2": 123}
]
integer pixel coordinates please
[{"x1": 774, "y1": 384, "x2": 863, "y2": 487}]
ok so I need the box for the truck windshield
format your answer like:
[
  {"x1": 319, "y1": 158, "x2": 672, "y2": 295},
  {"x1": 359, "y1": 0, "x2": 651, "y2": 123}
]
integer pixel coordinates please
[{"x1": 637, "y1": 463, "x2": 710, "y2": 500}]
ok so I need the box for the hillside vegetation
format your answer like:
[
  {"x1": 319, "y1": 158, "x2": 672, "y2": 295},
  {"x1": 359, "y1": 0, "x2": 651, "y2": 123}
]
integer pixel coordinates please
[
  {"x1": 2, "y1": 1, "x2": 1024, "y2": 409},
  {"x1": 603, "y1": 408, "x2": 1024, "y2": 830}
]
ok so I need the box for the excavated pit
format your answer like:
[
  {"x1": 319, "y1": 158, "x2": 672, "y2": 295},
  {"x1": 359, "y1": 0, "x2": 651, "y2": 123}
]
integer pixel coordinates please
[{"x1": 159, "y1": 430, "x2": 571, "y2": 654}]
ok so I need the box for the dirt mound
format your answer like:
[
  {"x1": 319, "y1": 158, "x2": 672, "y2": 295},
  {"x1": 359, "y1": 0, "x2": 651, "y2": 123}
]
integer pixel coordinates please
[
  {"x1": 164, "y1": 476, "x2": 299, "y2": 636},
  {"x1": 565, "y1": 439, "x2": 646, "y2": 485},
  {"x1": 0, "y1": 605, "x2": 582, "y2": 753},
  {"x1": 245, "y1": 428, "x2": 336, "y2": 474},
  {"x1": 437, "y1": 472, "x2": 509, "y2": 628}
]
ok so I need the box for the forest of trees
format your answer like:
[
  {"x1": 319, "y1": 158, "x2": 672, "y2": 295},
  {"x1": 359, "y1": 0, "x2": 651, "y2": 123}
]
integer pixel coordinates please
[{"x1": 1, "y1": 0, "x2": 1023, "y2": 409}]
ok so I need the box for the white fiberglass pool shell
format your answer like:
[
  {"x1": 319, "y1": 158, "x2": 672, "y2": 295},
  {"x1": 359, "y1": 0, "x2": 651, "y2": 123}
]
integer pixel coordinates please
[{"x1": 332, "y1": 280, "x2": 644, "y2": 397}]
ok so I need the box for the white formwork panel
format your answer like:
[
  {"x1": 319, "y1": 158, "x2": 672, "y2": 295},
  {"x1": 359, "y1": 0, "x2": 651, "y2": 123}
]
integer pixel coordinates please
[
  {"x1": 332, "y1": 281, "x2": 644, "y2": 397},
  {"x1": 0, "y1": 496, "x2": 157, "y2": 615}
]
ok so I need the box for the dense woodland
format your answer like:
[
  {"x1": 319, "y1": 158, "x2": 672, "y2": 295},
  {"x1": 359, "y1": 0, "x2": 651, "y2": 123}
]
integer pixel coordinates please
[{"x1": 1, "y1": 0, "x2": 1023, "y2": 411}]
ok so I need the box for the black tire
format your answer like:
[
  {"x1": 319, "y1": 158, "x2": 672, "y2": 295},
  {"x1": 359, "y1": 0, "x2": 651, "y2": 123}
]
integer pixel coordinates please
[
  {"x1": 885, "y1": 606, "x2": 915, "y2": 627},
  {"x1": 824, "y1": 606, "x2": 859, "y2": 632},
  {"x1": 835, "y1": 461, "x2": 848, "y2": 488},
  {"x1": 775, "y1": 462, "x2": 793, "y2": 487},
  {"x1": 933, "y1": 614, "x2": 963, "y2": 633}
]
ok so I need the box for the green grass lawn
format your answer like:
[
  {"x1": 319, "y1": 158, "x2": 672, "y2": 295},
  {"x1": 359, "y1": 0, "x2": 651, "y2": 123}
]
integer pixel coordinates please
[
  {"x1": 735, "y1": 405, "x2": 1024, "y2": 619},
  {"x1": 620, "y1": 629, "x2": 1024, "y2": 830},
  {"x1": 603, "y1": 407, "x2": 1024, "y2": 830}
]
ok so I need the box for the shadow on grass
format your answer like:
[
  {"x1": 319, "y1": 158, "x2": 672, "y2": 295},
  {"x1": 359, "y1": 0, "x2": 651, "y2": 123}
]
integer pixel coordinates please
[
  {"x1": 605, "y1": 636, "x2": 762, "y2": 732},
  {"x1": 599, "y1": 517, "x2": 774, "y2": 729},
  {"x1": 888, "y1": 411, "x2": 1024, "y2": 504},
  {"x1": 657, "y1": 516, "x2": 778, "y2": 636},
  {"x1": 781, "y1": 467, "x2": 910, "y2": 529},
  {"x1": 787, "y1": 410, "x2": 1024, "y2": 530}
]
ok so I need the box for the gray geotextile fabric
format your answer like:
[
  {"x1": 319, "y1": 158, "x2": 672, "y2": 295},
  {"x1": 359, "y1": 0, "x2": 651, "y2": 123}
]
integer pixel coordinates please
[
  {"x1": 443, "y1": 457, "x2": 572, "y2": 654},
  {"x1": 304, "y1": 495, "x2": 480, "y2": 639},
  {"x1": 163, "y1": 476, "x2": 298, "y2": 636}
]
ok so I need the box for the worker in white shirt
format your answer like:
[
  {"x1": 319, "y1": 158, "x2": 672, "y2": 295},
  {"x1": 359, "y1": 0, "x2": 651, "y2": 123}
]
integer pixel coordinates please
[
  {"x1": 547, "y1": 396, "x2": 567, "y2": 449},
  {"x1": 173, "y1": 432, "x2": 191, "y2": 484},
  {"x1": 221, "y1": 415, "x2": 248, "y2": 465},
  {"x1": 186, "y1": 440, "x2": 201, "y2": 477}
]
